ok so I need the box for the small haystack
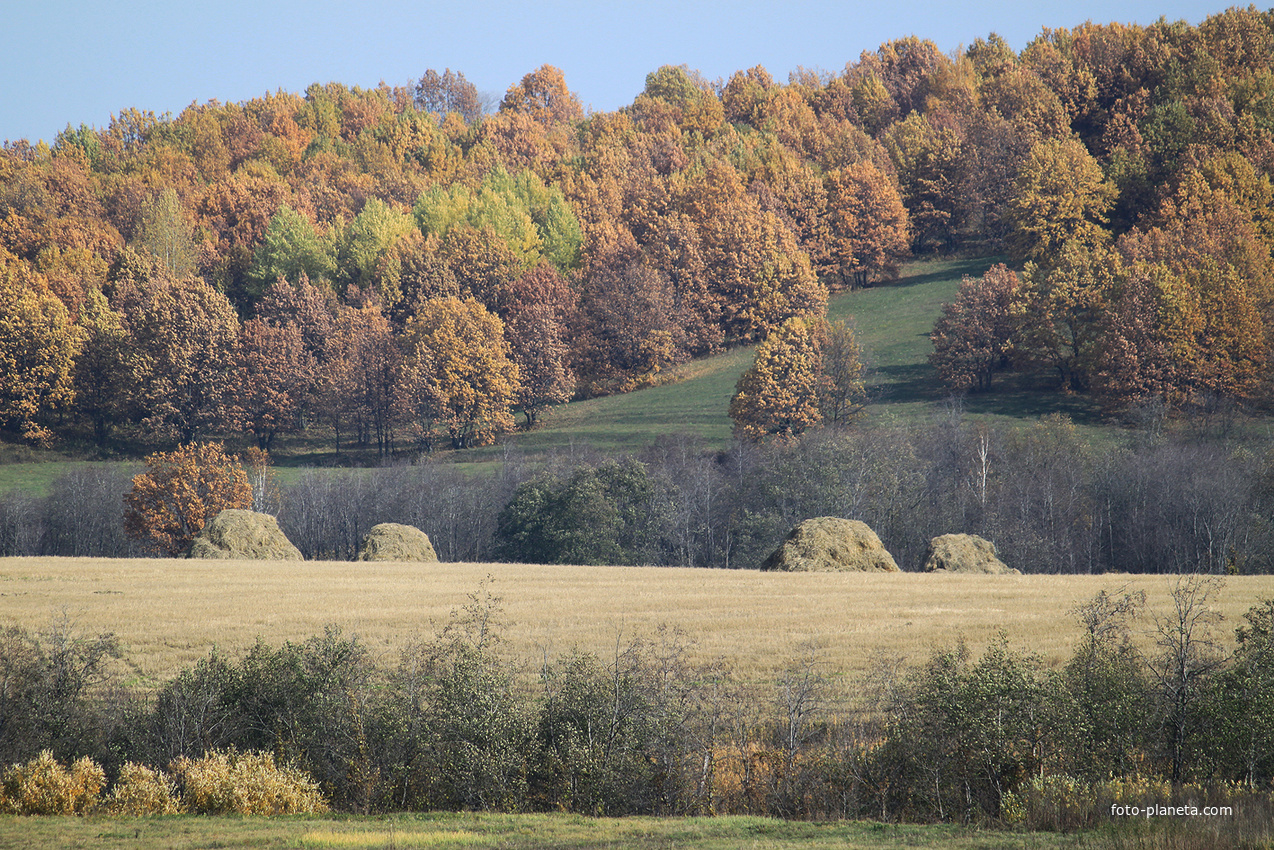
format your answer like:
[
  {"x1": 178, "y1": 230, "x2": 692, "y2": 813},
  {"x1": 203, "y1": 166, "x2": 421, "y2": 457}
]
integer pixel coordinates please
[
  {"x1": 187, "y1": 509, "x2": 303, "y2": 561},
  {"x1": 356, "y1": 523, "x2": 438, "y2": 562},
  {"x1": 923, "y1": 533, "x2": 1019, "y2": 574},
  {"x1": 761, "y1": 517, "x2": 900, "y2": 572}
]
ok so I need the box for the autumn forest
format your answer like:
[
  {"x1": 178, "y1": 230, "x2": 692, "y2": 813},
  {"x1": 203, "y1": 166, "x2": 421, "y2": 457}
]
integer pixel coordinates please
[{"x1": 5, "y1": 10, "x2": 1274, "y2": 454}]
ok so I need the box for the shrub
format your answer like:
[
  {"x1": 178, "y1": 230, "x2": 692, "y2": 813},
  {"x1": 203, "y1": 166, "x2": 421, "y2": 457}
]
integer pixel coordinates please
[
  {"x1": 494, "y1": 458, "x2": 665, "y2": 565},
  {"x1": 0, "y1": 622, "x2": 121, "y2": 766},
  {"x1": 105, "y1": 762, "x2": 183, "y2": 815},
  {"x1": 169, "y1": 749, "x2": 328, "y2": 815},
  {"x1": 0, "y1": 750, "x2": 105, "y2": 815}
]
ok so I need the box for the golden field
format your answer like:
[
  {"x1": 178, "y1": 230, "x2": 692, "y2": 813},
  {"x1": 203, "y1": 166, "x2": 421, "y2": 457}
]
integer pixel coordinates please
[{"x1": 2, "y1": 556, "x2": 1273, "y2": 685}]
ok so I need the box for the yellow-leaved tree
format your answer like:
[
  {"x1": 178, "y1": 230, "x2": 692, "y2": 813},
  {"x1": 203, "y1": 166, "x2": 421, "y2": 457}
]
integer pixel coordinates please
[
  {"x1": 0, "y1": 253, "x2": 81, "y2": 446},
  {"x1": 1008, "y1": 138, "x2": 1115, "y2": 265},
  {"x1": 123, "y1": 442, "x2": 252, "y2": 556},
  {"x1": 400, "y1": 297, "x2": 520, "y2": 450},
  {"x1": 729, "y1": 316, "x2": 825, "y2": 441}
]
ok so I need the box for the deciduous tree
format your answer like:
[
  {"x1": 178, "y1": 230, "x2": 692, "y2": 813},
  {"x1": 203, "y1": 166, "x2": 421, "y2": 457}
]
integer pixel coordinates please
[
  {"x1": 247, "y1": 206, "x2": 336, "y2": 292},
  {"x1": 499, "y1": 65, "x2": 583, "y2": 126},
  {"x1": 818, "y1": 319, "x2": 868, "y2": 427},
  {"x1": 883, "y1": 112, "x2": 965, "y2": 252},
  {"x1": 112, "y1": 267, "x2": 241, "y2": 442},
  {"x1": 573, "y1": 259, "x2": 689, "y2": 395},
  {"x1": 233, "y1": 319, "x2": 313, "y2": 450},
  {"x1": 414, "y1": 69, "x2": 485, "y2": 124},
  {"x1": 822, "y1": 162, "x2": 910, "y2": 288},
  {"x1": 729, "y1": 317, "x2": 824, "y2": 441},
  {"x1": 1007, "y1": 138, "x2": 1115, "y2": 265},
  {"x1": 929, "y1": 263, "x2": 1023, "y2": 392},
  {"x1": 0, "y1": 256, "x2": 80, "y2": 446},
  {"x1": 400, "y1": 297, "x2": 519, "y2": 450},
  {"x1": 123, "y1": 442, "x2": 252, "y2": 556},
  {"x1": 72, "y1": 287, "x2": 140, "y2": 446},
  {"x1": 1017, "y1": 241, "x2": 1114, "y2": 391},
  {"x1": 134, "y1": 188, "x2": 197, "y2": 278},
  {"x1": 336, "y1": 198, "x2": 414, "y2": 296},
  {"x1": 503, "y1": 262, "x2": 576, "y2": 427}
]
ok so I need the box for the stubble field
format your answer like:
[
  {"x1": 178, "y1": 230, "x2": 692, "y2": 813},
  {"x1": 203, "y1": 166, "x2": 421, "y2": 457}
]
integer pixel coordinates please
[{"x1": 2, "y1": 556, "x2": 1272, "y2": 686}]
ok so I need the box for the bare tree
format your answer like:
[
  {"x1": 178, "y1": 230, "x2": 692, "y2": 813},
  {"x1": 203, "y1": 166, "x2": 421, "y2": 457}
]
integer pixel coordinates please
[{"x1": 1149, "y1": 576, "x2": 1225, "y2": 782}]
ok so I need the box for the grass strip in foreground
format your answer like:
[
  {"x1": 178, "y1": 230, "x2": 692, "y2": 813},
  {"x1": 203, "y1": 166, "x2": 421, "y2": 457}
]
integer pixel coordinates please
[{"x1": 0, "y1": 812, "x2": 1094, "y2": 850}]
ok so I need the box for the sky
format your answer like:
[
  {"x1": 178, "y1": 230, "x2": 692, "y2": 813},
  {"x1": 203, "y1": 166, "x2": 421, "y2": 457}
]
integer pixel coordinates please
[{"x1": 1, "y1": 0, "x2": 1248, "y2": 146}]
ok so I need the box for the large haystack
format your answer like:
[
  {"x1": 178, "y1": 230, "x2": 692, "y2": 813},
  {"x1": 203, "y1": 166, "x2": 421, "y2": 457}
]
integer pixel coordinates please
[
  {"x1": 923, "y1": 533, "x2": 1018, "y2": 574},
  {"x1": 187, "y1": 509, "x2": 303, "y2": 561},
  {"x1": 761, "y1": 517, "x2": 900, "y2": 572},
  {"x1": 356, "y1": 523, "x2": 438, "y2": 562}
]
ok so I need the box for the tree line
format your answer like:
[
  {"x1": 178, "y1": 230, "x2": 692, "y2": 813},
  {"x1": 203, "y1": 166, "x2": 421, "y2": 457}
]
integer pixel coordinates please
[
  {"x1": 2, "y1": 579, "x2": 1272, "y2": 832},
  {"x1": 4, "y1": 416, "x2": 1274, "y2": 574},
  {"x1": 5, "y1": 9, "x2": 1274, "y2": 451}
]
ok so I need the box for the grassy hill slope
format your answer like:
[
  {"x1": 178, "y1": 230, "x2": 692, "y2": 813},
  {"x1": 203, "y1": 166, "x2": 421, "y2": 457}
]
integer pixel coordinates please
[
  {"x1": 486, "y1": 254, "x2": 1118, "y2": 460},
  {"x1": 479, "y1": 256, "x2": 1004, "y2": 459}
]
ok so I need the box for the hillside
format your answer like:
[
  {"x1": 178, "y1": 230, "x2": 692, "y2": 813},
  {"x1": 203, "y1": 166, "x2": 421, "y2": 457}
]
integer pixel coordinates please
[
  {"x1": 4, "y1": 12, "x2": 1274, "y2": 457},
  {"x1": 470, "y1": 255, "x2": 1107, "y2": 460}
]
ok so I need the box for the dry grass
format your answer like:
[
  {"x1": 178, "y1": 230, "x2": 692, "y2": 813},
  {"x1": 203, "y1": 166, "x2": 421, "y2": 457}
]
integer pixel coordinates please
[{"x1": 1, "y1": 557, "x2": 1272, "y2": 685}]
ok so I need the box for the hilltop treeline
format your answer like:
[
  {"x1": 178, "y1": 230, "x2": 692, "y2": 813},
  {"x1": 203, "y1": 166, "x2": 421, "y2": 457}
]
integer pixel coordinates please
[
  {"x1": 2, "y1": 581, "x2": 1273, "y2": 834},
  {"x1": 6, "y1": 9, "x2": 1274, "y2": 451},
  {"x1": 5, "y1": 417, "x2": 1274, "y2": 574}
]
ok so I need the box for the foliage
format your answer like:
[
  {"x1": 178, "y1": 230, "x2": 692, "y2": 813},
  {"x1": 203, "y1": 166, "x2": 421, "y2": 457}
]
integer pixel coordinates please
[
  {"x1": 0, "y1": 750, "x2": 104, "y2": 815},
  {"x1": 1007, "y1": 138, "x2": 1115, "y2": 265},
  {"x1": 122, "y1": 441, "x2": 252, "y2": 556},
  {"x1": 414, "y1": 68, "x2": 485, "y2": 124},
  {"x1": 817, "y1": 319, "x2": 867, "y2": 427},
  {"x1": 494, "y1": 458, "x2": 665, "y2": 565},
  {"x1": 400, "y1": 296, "x2": 519, "y2": 450},
  {"x1": 6, "y1": 588, "x2": 1274, "y2": 825},
  {"x1": 730, "y1": 317, "x2": 824, "y2": 441},
  {"x1": 0, "y1": 621, "x2": 121, "y2": 766},
  {"x1": 0, "y1": 254, "x2": 80, "y2": 446},
  {"x1": 5, "y1": 15, "x2": 1274, "y2": 450},
  {"x1": 929, "y1": 263, "x2": 1021, "y2": 392},
  {"x1": 1057, "y1": 588, "x2": 1151, "y2": 778},
  {"x1": 872, "y1": 637, "x2": 1049, "y2": 821},
  {"x1": 414, "y1": 168, "x2": 582, "y2": 276},
  {"x1": 822, "y1": 162, "x2": 910, "y2": 288},
  {"x1": 111, "y1": 267, "x2": 241, "y2": 442},
  {"x1": 1017, "y1": 242, "x2": 1112, "y2": 391},
  {"x1": 247, "y1": 205, "x2": 336, "y2": 292},
  {"x1": 134, "y1": 188, "x2": 197, "y2": 278},
  {"x1": 170, "y1": 749, "x2": 329, "y2": 815},
  {"x1": 104, "y1": 762, "x2": 183, "y2": 815},
  {"x1": 72, "y1": 288, "x2": 139, "y2": 446},
  {"x1": 504, "y1": 262, "x2": 576, "y2": 427}
]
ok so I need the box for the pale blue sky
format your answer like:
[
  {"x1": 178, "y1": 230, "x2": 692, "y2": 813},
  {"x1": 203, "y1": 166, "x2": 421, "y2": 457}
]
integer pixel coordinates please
[{"x1": 1, "y1": 1, "x2": 1245, "y2": 145}]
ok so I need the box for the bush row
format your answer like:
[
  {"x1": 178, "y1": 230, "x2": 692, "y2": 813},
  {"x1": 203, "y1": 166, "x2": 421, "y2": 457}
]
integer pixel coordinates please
[
  {"x1": 6, "y1": 416, "x2": 1274, "y2": 573},
  {"x1": 0, "y1": 749, "x2": 325, "y2": 815},
  {"x1": 2, "y1": 580, "x2": 1273, "y2": 823}
]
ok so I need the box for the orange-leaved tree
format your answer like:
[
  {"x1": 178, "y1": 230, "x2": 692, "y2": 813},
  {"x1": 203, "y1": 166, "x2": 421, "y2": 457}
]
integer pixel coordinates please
[{"x1": 123, "y1": 442, "x2": 252, "y2": 556}]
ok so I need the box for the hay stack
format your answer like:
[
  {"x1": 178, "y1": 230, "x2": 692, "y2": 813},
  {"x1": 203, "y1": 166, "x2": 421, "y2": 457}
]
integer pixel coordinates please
[
  {"x1": 356, "y1": 523, "x2": 438, "y2": 562},
  {"x1": 761, "y1": 517, "x2": 900, "y2": 572},
  {"x1": 187, "y1": 509, "x2": 303, "y2": 561},
  {"x1": 923, "y1": 533, "x2": 1018, "y2": 574}
]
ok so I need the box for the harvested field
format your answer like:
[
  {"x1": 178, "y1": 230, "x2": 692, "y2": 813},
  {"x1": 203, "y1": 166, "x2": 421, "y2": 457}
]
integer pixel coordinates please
[{"x1": 1, "y1": 556, "x2": 1271, "y2": 685}]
